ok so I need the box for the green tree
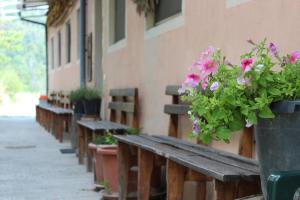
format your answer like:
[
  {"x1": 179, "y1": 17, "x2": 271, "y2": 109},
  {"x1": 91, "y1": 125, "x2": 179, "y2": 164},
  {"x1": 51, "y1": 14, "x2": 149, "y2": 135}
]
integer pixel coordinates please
[{"x1": 0, "y1": 19, "x2": 46, "y2": 99}]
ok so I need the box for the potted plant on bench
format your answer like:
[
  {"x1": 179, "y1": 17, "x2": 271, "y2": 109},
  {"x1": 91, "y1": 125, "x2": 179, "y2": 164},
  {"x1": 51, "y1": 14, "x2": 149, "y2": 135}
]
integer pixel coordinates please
[
  {"x1": 89, "y1": 133, "x2": 118, "y2": 189},
  {"x1": 179, "y1": 39, "x2": 300, "y2": 198},
  {"x1": 82, "y1": 88, "x2": 101, "y2": 116},
  {"x1": 94, "y1": 129, "x2": 140, "y2": 199},
  {"x1": 70, "y1": 88, "x2": 101, "y2": 115},
  {"x1": 70, "y1": 88, "x2": 85, "y2": 114}
]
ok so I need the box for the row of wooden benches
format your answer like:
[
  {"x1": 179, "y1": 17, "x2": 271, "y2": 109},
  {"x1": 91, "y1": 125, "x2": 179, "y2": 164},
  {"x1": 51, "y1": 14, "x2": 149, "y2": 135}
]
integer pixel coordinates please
[{"x1": 36, "y1": 86, "x2": 262, "y2": 200}]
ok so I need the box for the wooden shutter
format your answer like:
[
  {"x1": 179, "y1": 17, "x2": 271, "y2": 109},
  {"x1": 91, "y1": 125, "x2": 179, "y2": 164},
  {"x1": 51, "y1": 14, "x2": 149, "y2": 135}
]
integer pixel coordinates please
[{"x1": 86, "y1": 32, "x2": 93, "y2": 82}]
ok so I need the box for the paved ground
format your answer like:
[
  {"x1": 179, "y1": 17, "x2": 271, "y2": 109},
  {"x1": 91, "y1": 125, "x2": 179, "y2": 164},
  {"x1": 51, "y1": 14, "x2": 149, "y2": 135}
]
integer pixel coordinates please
[{"x1": 0, "y1": 117, "x2": 100, "y2": 200}]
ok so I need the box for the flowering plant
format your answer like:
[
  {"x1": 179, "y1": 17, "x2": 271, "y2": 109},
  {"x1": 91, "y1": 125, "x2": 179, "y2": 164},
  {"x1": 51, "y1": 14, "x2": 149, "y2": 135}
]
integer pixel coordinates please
[{"x1": 180, "y1": 40, "x2": 300, "y2": 144}]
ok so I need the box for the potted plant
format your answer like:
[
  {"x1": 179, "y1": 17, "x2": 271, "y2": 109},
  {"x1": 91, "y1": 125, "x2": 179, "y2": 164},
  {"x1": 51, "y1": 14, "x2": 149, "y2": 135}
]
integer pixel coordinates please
[
  {"x1": 70, "y1": 88, "x2": 101, "y2": 115},
  {"x1": 179, "y1": 39, "x2": 300, "y2": 198},
  {"x1": 90, "y1": 134, "x2": 117, "y2": 187},
  {"x1": 99, "y1": 180, "x2": 118, "y2": 200},
  {"x1": 69, "y1": 88, "x2": 85, "y2": 114},
  {"x1": 96, "y1": 130, "x2": 141, "y2": 199},
  {"x1": 82, "y1": 88, "x2": 101, "y2": 116}
]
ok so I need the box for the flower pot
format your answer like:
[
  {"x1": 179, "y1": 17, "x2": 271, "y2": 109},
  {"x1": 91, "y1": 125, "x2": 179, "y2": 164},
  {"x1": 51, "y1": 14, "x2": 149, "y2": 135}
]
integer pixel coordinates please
[
  {"x1": 73, "y1": 100, "x2": 84, "y2": 114},
  {"x1": 94, "y1": 145, "x2": 117, "y2": 185},
  {"x1": 98, "y1": 147, "x2": 119, "y2": 193},
  {"x1": 100, "y1": 190, "x2": 118, "y2": 200},
  {"x1": 255, "y1": 100, "x2": 300, "y2": 198},
  {"x1": 83, "y1": 98, "x2": 101, "y2": 115}
]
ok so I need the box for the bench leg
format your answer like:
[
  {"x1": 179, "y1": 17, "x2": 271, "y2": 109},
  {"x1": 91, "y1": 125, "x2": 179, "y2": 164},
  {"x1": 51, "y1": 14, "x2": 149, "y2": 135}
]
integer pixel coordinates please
[
  {"x1": 118, "y1": 142, "x2": 131, "y2": 200},
  {"x1": 85, "y1": 129, "x2": 93, "y2": 171},
  {"x1": 78, "y1": 125, "x2": 84, "y2": 164},
  {"x1": 196, "y1": 182, "x2": 206, "y2": 200},
  {"x1": 138, "y1": 148, "x2": 154, "y2": 200},
  {"x1": 167, "y1": 160, "x2": 185, "y2": 200},
  {"x1": 58, "y1": 115, "x2": 64, "y2": 143},
  {"x1": 215, "y1": 180, "x2": 236, "y2": 200},
  {"x1": 236, "y1": 180, "x2": 261, "y2": 198}
]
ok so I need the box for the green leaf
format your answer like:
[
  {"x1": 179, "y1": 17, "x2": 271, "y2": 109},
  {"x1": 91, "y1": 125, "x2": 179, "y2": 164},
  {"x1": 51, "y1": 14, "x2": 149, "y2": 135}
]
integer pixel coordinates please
[
  {"x1": 259, "y1": 106, "x2": 275, "y2": 118},
  {"x1": 229, "y1": 111, "x2": 244, "y2": 131},
  {"x1": 248, "y1": 112, "x2": 257, "y2": 124},
  {"x1": 216, "y1": 127, "x2": 231, "y2": 141},
  {"x1": 269, "y1": 88, "x2": 281, "y2": 96}
]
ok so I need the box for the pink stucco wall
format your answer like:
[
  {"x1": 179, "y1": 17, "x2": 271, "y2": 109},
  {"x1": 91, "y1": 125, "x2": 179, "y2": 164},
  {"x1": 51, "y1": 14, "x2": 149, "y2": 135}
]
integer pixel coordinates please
[
  {"x1": 47, "y1": 0, "x2": 95, "y2": 92},
  {"x1": 47, "y1": 0, "x2": 300, "y2": 151},
  {"x1": 101, "y1": 0, "x2": 300, "y2": 153}
]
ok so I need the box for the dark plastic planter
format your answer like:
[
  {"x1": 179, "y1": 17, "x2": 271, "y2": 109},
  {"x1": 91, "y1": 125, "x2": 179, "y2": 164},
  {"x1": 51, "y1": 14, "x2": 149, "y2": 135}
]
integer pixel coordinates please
[
  {"x1": 73, "y1": 100, "x2": 84, "y2": 114},
  {"x1": 83, "y1": 98, "x2": 101, "y2": 115},
  {"x1": 255, "y1": 100, "x2": 300, "y2": 199}
]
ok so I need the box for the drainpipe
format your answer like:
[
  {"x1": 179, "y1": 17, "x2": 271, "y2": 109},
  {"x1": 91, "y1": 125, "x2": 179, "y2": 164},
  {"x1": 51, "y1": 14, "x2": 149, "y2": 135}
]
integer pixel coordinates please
[
  {"x1": 80, "y1": 0, "x2": 86, "y2": 88},
  {"x1": 19, "y1": 14, "x2": 48, "y2": 94}
]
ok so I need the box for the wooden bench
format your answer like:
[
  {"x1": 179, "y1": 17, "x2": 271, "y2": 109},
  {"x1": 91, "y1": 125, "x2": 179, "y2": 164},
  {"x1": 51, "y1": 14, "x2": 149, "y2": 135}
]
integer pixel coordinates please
[
  {"x1": 114, "y1": 85, "x2": 261, "y2": 200},
  {"x1": 77, "y1": 88, "x2": 139, "y2": 171},
  {"x1": 36, "y1": 92, "x2": 73, "y2": 142}
]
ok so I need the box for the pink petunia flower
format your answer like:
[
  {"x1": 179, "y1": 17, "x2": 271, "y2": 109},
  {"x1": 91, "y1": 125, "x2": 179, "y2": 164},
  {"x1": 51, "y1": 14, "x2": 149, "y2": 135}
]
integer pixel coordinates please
[
  {"x1": 178, "y1": 83, "x2": 187, "y2": 95},
  {"x1": 245, "y1": 119, "x2": 253, "y2": 128},
  {"x1": 210, "y1": 81, "x2": 219, "y2": 91},
  {"x1": 241, "y1": 58, "x2": 254, "y2": 72},
  {"x1": 185, "y1": 73, "x2": 200, "y2": 88},
  {"x1": 200, "y1": 59, "x2": 218, "y2": 75},
  {"x1": 201, "y1": 76, "x2": 209, "y2": 90},
  {"x1": 268, "y1": 43, "x2": 279, "y2": 57},
  {"x1": 289, "y1": 51, "x2": 300, "y2": 64}
]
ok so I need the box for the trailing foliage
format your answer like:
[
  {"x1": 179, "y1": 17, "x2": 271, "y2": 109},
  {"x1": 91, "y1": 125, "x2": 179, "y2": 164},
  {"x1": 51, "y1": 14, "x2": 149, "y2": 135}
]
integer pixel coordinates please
[
  {"x1": 126, "y1": 127, "x2": 141, "y2": 135},
  {"x1": 132, "y1": 0, "x2": 158, "y2": 16},
  {"x1": 69, "y1": 88, "x2": 101, "y2": 102},
  {"x1": 180, "y1": 39, "x2": 300, "y2": 144},
  {"x1": 92, "y1": 133, "x2": 117, "y2": 145}
]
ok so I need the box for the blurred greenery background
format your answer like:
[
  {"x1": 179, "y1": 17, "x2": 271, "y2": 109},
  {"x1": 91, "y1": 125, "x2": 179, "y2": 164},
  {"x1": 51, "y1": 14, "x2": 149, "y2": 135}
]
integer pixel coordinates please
[{"x1": 0, "y1": 20, "x2": 45, "y2": 104}]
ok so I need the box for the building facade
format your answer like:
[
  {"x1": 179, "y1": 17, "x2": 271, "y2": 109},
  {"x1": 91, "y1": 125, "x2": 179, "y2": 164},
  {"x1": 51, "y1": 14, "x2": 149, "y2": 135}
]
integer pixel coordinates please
[{"x1": 47, "y1": 0, "x2": 300, "y2": 164}]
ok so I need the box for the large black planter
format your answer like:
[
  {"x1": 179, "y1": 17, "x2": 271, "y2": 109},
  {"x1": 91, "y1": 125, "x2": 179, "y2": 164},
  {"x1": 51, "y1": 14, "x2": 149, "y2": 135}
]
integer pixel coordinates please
[
  {"x1": 255, "y1": 100, "x2": 300, "y2": 198},
  {"x1": 73, "y1": 100, "x2": 84, "y2": 114},
  {"x1": 83, "y1": 98, "x2": 101, "y2": 116}
]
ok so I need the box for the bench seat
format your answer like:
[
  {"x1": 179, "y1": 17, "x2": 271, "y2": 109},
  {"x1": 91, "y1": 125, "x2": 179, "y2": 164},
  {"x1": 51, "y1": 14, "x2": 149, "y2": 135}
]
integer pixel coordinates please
[
  {"x1": 77, "y1": 120, "x2": 129, "y2": 131},
  {"x1": 37, "y1": 103, "x2": 73, "y2": 114},
  {"x1": 115, "y1": 134, "x2": 259, "y2": 182},
  {"x1": 36, "y1": 103, "x2": 73, "y2": 142}
]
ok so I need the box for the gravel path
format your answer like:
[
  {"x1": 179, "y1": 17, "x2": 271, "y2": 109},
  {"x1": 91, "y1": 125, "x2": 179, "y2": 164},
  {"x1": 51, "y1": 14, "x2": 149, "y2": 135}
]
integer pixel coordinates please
[{"x1": 0, "y1": 117, "x2": 100, "y2": 200}]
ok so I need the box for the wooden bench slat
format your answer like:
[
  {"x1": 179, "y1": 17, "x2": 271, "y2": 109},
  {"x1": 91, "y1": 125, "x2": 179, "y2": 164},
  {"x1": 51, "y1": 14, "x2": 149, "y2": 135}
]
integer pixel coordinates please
[
  {"x1": 108, "y1": 102, "x2": 135, "y2": 113},
  {"x1": 164, "y1": 104, "x2": 189, "y2": 115},
  {"x1": 37, "y1": 104, "x2": 73, "y2": 114},
  {"x1": 77, "y1": 120, "x2": 129, "y2": 131},
  {"x1": 151, "y1": 135, "x2": 259, "y2": 171},
  {"x1": 165, "y1": 85, "x2": 181, "y2": 96},
  {"x1": 114, "y1": 135, "x2": 259, "y2": 182},
  {"x1": 109, "y1": 88, "x2": 137, "y2": 97}
]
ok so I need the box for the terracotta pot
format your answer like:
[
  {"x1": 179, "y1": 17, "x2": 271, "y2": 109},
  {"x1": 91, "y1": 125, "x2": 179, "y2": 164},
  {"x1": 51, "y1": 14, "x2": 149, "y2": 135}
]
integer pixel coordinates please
[
  {"x1": 95, "y1": 145, "x2": 117, "y2": 186},
  {"x1": 100, "y1": 190, "x2": 118, "y2": 200},
  {"x1": 98, "y1": 147, "x2": 119, "y2": 193}
]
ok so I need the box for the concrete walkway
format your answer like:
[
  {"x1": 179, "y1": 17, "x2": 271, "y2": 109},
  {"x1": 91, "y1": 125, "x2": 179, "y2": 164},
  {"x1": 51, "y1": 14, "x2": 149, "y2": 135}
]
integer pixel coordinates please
[{"x1": 0, "y1": 117, "x2": 100, "y2": 200}]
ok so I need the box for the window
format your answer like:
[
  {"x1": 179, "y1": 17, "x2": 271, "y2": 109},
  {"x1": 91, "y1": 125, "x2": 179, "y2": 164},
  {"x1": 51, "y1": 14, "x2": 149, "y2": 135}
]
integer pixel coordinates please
[
  {"x1": 109, "y1": 0, "x2": 125, "y2": 44},
  {"x1": 58, "y1": 31, "x2": 61, "y2": 66},
  {"x1": 77, "y1": 9, "x2": 80, "y2": 59},
  {"x1": 51, "y1": 37, "x2": 54, "y2": 69},
  {"x1": 154, "y1": 0, "x2": 182, "y2": 24},
  {"x1": 65, "y1": 20, "x2": 71, "y2": 63},
  {"x1": 146, "y1": 0, "x2": 182, "y2": 29}
]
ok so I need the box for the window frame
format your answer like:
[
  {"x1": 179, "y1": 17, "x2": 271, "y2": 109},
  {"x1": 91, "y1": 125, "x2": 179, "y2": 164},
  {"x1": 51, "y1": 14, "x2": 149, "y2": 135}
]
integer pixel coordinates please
[
  {"x1": 109, "y1": 0, "x2": 126, "y2": 45},
  {"x1": 51, "y1": 37, "x2": 54, "y2": 69},
  {"x1": 65, "y1": 20, "x2": 71, "y2": 64}
]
